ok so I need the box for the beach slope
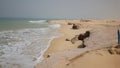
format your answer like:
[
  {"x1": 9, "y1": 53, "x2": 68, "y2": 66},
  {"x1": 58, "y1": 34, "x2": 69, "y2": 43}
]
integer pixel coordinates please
[{"x1": 35, "y1": 20, "x2": 120, "y2": 68}]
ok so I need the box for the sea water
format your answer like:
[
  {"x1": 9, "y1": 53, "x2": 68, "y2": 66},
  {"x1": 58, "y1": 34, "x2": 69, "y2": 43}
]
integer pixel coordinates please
[{"x1": 0, "y1": 18, "x2": 61, "y2": 68}]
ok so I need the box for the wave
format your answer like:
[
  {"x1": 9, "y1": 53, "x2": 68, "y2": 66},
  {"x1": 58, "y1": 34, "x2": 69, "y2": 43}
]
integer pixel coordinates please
[
  {"x1": 49, "y1": 24, "x2": 61, "y2": 29},
  {"x1": 0, "y1": 23, "x2": 61, "y2": 68},
  {"x1": 35, "y1": 24, "x2": 62, "y2": 63},
  {"x1": 28, "y1": 20, "x2": 47, "y2": 24}
]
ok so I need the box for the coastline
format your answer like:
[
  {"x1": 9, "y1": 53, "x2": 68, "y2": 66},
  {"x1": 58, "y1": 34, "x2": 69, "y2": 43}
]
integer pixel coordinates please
[
  {"x1": 0, "y1": 20, "x2": 62, "y2": 68},
  {"x1": 35, "y1": 24, "x2": 62, "y2": 63},
  {"x1": 43, "y1": 20, "x2": 84, "y2": 58},
  {"x1": 35, "y1": 20, "x2": 120, "y2": 68}
]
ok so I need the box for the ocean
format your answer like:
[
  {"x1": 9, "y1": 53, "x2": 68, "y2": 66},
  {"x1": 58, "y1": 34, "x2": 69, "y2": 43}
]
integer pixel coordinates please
[{"x1": 0, "y1": 18, "x2": 61, "y2": 68}]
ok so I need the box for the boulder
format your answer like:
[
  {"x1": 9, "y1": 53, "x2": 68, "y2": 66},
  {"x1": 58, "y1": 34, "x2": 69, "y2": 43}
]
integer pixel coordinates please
[
  {"x1": 78, "y1": 34, "x2": 84, "y2": 40},
  {"x1": 84, "y1": 31, "x2": 90, "y2": 38},
  {"x1": 78, "y1": 31, "x2": 90, "y2": 40},
  {"x1": 72, "y1": 24, "x2": 79, "y2": 29}
]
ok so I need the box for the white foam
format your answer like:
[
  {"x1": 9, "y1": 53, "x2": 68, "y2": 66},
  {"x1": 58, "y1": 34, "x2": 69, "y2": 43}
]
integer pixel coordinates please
[
  {"x1": 49, "y1": 24, "x2": 61, "y2": 29},
  {"x1": 0, "y1": 23, "x2": 61, "y2": 68},
  {"x1": 35, "y1": 24, "x2": 62, "y2": 65},
  {"x1": 35, "y1": 36, "x2": 60, "y2": 63},
  {"x1": 28, "y1": 20, "x2": 47, "y2": 24}
]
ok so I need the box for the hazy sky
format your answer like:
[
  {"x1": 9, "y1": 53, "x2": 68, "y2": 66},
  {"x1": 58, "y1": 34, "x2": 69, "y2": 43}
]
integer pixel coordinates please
[{"x1": 0, "y1": 0, "x2": 120, "y2": 19}]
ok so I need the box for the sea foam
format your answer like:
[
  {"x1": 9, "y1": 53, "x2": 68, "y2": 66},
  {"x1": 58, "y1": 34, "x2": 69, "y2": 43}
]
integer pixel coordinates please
[
  {"x1": 0, "y1": 20, "x2": 61, "y2": 68},
  {"x1": 29, "y1": 20, "x2": 47, "y2": 24}
]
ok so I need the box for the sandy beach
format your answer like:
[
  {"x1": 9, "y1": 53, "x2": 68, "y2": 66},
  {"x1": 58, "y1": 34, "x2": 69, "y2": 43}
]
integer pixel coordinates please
[{"x1": 35, "y1": 20, "x2": 120, "y2": 68}]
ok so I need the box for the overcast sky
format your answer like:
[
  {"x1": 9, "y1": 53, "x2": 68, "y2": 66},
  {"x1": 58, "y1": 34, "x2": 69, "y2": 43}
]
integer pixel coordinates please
[{"x1": 0, "y1": 0, "x2": 120, "y2": 19}]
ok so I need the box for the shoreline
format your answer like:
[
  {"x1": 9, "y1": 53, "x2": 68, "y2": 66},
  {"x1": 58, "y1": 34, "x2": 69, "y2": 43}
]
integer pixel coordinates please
[
  {"x1": 43, "y1": 21, "x2": 83, "y2": 58},
  {"x1": 35, "y1": 20, "x2": 120, "y2": 68},
  {"x1": 35, "y1": 36, "x2": 60, "y2": 63},
  {"x1": 36, "y1": 24, "x2": 61, "y2": 63},
  {"x1": 0, "y1": 21, "x2": 62, "y2": 68},
  {"x1": 35, "y1": 23, "x2": 62, "y2": 63}
]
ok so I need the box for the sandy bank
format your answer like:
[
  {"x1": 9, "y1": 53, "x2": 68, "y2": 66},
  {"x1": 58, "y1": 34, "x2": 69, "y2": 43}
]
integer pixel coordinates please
[{"x1": 35, "y1": 20, "x2": 120, "y2": 68}]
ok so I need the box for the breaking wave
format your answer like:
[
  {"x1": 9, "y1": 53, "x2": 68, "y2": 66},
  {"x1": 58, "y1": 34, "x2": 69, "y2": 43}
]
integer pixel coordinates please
[
  {"x1": 0, "y1": 20, "x2": 61, "y2": 68},
  {"x1": 28, "y1": 20, "x2": 47, "y2": 24}
]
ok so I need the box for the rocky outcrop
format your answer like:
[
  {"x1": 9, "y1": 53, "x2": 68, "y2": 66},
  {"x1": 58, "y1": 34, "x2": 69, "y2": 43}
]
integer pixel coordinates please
[
  {"x1": 78, "y1": 31, "x2": 90, "y2": 40},
  {"x1": 77, "y1": 31, "x2": 90, "y2": 48},
  {"x1": 70, "y1": 31, "x2": 90, "y2": 48}
]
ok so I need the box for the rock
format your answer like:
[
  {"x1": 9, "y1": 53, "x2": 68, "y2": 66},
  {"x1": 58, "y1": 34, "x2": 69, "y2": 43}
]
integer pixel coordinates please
[
  {"x1": 65, "y1": 39, "x2": 70, "y2": 41},
  {"x1": 77, "y1": 40, "x2": 86, "y2": 48},
  {"x1": 47, "y1": 54, "x2": 50, "y2": 58},
  {"x1": 77, "y1": 44, "x2": 86, "y2": 48},
  {"x1": 78, "y1": 34, "x2": 84, "y2": 40},
  {"x1": 72, "y1": 24, "x2": 79, "y2": 29},
  {"x1": 78, "y1": 31, "x2": 90, "y2": 40},
  {"x1": 68, "y1": 22, "x2": 73, "y2": 25},
  {"x1": 108, "y1": 47, "x2": 120, "y2": 55},
  {"x1": 77, "y1": 31, "x2": 90, "y2": 48},
  {"x1": 84, "y1": 31, "x2": 90, "y2": 38}
]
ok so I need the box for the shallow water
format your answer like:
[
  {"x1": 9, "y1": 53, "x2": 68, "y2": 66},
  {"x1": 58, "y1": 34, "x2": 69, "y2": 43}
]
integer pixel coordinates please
[
  {"x1": 0, "y1": 19, "x2": 61, "y2": 68},
  {"x1": 0, "y1": 19, "x2": 49, "y2": 31}
]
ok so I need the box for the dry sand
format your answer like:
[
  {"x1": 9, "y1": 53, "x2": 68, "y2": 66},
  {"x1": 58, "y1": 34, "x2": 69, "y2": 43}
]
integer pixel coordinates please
[{"x1": 35, "y1": 20, "x2": 120, "y2": 68}]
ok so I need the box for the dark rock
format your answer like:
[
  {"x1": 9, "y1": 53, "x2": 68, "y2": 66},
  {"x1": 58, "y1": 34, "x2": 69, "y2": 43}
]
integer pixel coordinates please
[
  {"x1": 108, "y1": 49, "x2": 114, "y2": 54},
  {"x1": 65, "y1": 39, "x2": 70, "y2": 41},
  {"x1": 78, "y1": 40, "x2": 86, "y2": 48},
  {"x1": 77, "y1": 31, "x2": 90, "y2": 48},
  {"x1": 78, "y1": 34, "x2": 84, "y2": 40},
  {"x1": 84, "y1": 31, "x2": 90, "y2": 38},
  {"x1": 78, "y1": 31, "x2": 90, "y2": 40},
  {"x1": 72, "y1": 24, "x2": 79, "y2": 29},
  {"x1": 77, "y1": 44, "x2": 86, "y2": 48},
  {"x1": 47, "y1": 55, "x2": 50, "y2": 58}
]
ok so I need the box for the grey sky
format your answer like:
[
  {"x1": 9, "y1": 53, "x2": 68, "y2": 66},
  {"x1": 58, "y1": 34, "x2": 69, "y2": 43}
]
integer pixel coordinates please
[{"x1": 0, "y1": 0, "x2": 120, "y2": 19}]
